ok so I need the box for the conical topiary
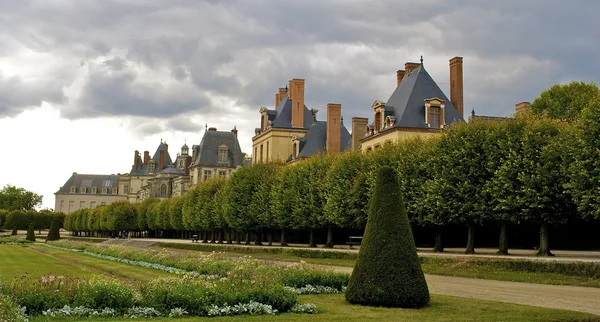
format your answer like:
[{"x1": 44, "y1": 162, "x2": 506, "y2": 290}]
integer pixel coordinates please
[
  {"x1": 46, "y1": 217, "x2": 60, "y2": 241},
  {"x1": 345, "y1": 166, "x2": 430, "y2": 308},
  {"x1": 26, "y1": 222, "x2": 36, "y2": 242}
]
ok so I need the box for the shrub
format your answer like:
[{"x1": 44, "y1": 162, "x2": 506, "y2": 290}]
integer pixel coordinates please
[
  {"x1": 345, "y1": 166, "x2": 430, "y2": 308},
  {"x1": 0, "y1": 293, "x2": 27, "y2": 322},
  {"x1": 46, "y1": 217, "x2": 60, "y2": 241},
  {"x1": 25, "y1": 222, "x2": 35, "y2": 242}
]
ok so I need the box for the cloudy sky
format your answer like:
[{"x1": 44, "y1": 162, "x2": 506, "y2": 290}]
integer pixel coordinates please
[{"x1": 0, "y1": 0, "x2": 598, "y2": 209}]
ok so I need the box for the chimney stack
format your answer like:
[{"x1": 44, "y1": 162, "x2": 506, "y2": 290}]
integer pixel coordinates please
[
  {"x1": 397, "y1": 70, "x2": 405, "y2": 86},
  {"x1": 232, "y1": 125, "x2": 238, "y2": 138},
  {"x1": 351, "y1": 117, "x2": 369, "y2": 152},
  {"x1": 158, "y1": 149, "x2": 165, "y2": 172},
  {"x1": 290, "y1": 78, "x2": 305, "y2": 128},
  {"x1": 405, "y1": 62, "x2": 420, "y2": 75},
  {"x1": 275, "y1": 93, "x2": 280, "y2": 108},
  {"x1": 133, "y1": 150, "x2": 140, "y2": 171},
  {"x1": 326, "y1": 103, "x2": 342, "y2": 154},
  {"x1": 449, "y1": 56, "x2": 464, "y2": 118},
  {"x1": 278, "y1": 87, "x2": 286, "y2": 102},
  {"x1": 143, "y1": 151, "x2": 150, "y2": 165},
  {"x1": 515, "y1": 102, "x2": 531, "y2": 116}
]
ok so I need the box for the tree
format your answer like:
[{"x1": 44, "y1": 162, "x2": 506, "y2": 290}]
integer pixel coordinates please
[
  {"x1": 169, "y1": 197, "x2": 185, "y2": 238},
  {"x1": 26, "y1": 222, "x2": 36, "y2": 242},
  {"x1": 46, "y1": 217, "x2": 61, "y2": 241},
  {"x1": 345, "y1": 166, "x2": 429, "y2": 308},
  {"x1": 108, "y1": 201, "x2": 138, "y2": 234},
  {"x1": 0, "y1": 209, "x2": 7, "y2": 228},
  {"x1": 531, "y1": 81, "x2": 600, "y2": 121},
  {"x1": 0, "y1": 185, "x2": 42, "y2": 211}
]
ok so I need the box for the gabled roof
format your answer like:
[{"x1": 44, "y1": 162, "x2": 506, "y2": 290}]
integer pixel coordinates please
[
  {"x1": 192, "y1": 130, "x2": 245, "y2": 168},
  {"x1": 268, "y1": 92, "x2": 313, "y2": 130},
  {"x1": 296, "y1": 120, "x2": 351, "y2": 159},
  {"x1": 382, "y1": 64, "x2": 464, "y2": 130},
  {"x1": 56, "y1": 174, "x2": 120, "y2": 194}
]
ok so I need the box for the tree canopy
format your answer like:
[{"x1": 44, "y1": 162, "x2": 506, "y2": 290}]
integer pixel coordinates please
[
  {"x1": 531, "y1": 81, "x2": 600, "y2": 121},
  {"x1": 0, "y1": 185, "x2": 43, "y2": 211}
]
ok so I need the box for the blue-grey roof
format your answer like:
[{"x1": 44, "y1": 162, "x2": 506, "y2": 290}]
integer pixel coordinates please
[
  {"x1": 159, "y1": 167, "x2": 185, "y2": 175},
  {"x1": 379, "y1": 64, "x2": 464, "y2": 131},
  {"x1": 192, "y1": 130, "x2": 245, "y2": 168},
  {"x1": 56, "y1": 174, "x2": 120, "y2": 194},
  {"x1": 269, "y1": 93, "x2": 313, "y2": 129},
  {"x1": 130, "y1": 142, "x2": 173, "y2": 175},
  {"x1": 296, "y1": 120, "x2": 351, "y2": 159}
]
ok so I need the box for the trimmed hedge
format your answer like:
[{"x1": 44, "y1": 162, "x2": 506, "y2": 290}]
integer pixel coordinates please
[{"x1": 345, "y1": 166, "x2": 429, "y2": 308}]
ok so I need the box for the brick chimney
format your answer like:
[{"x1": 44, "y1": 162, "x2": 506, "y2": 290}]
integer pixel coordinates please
[
  {"x1": 351, "y1": 117, "x2": 369, "y2": 152},
  {"x1": 290, "y1": 78, "x2": 305, "y2": 128},
  {"x1": 515, "y1": 102, "x2": 531, "y2": 116},
  {"x1": 279, "y1": 87, "x2": 286, "y2": 100},
  {"x1": 397, "y1": 70, "x2": 405, "y2": 86},
  {"x1": 450, "y1": 56, "x2": 464, "y2": 118},
  {"x1": 275, "y1": 93, "x2": 280, "y2": 108},
  {"x1": 405, "y1": 62, "x2": 420, "y2": 75},
  {"x1": 158, "y1": 149, "x2": 165, "y2": 172},
  {"x1": 133, "y1": 150, "x2": 140, "y2": 171},
  {"x1": 326, "y1": 103, "x2": 342, "y2": 154},
  {"x1": 232, "y1": 125, "x2": 238, "y2": 138},
  {"x1": 143, "y1": 151, "x2": 150, "y2": 165}
]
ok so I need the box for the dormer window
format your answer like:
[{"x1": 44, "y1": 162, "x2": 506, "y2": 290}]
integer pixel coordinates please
[
  {"x1": 102, "y1": 187, "x2": 107, "y2": 194},
  {"x1": 70, "y1": 186, "x2": 76, "y2": 193},
  {"x1": 218, "y1": 145, "x2": 228, "y2": 162},
  {"x1": 92, "y1": 187, "x2": 97, "y2": 194},
  {"x1": 424, "y1": 98, "x2": 446, "y2": 130},
  {"x1": 81, "y1": 187, "x2": 87, "y2": 194},
  {"x1": 112, "y1": 188, "x2": 117, "y2": 194}
]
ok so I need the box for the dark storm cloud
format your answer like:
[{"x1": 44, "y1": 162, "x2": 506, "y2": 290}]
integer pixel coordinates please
[
  {"x1": 166, "y1": 118, "x2": 201, "y2": 133},
  {"x1": 1, "y1": 0, "x2": 599, "y2": 130},
  {"x1": 0, "y1": 72, "x2": 66, "y2": 117}
]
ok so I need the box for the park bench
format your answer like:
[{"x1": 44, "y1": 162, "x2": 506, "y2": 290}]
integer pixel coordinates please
[
  {"x1": 346, "y1": 236, "x2": 363, "y2": 249},
  {"x1": 191, "y1": 234, "x2": 199, "y2": 243}
]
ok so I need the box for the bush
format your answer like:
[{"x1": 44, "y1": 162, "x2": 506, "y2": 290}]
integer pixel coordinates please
[
  {"x1": 25, "y1": 222, "x2": 35, "y2": 242},
  {"x1": 345, "y1": 166, "x2": 429, "y2": 308},
  {"x1": 46, "y1": 217, "x2": 60, "y2": 241},
  {"x1": 0, "y1": 293, "x2": 27, "y2": 322}
]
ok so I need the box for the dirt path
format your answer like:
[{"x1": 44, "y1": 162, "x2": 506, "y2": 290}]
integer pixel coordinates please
[{"x1": 301, "y1": 264, "x2": 600, "y2": 316}]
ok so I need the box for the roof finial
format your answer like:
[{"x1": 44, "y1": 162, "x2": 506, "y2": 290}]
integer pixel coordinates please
[
  {"x1": 420, "y1": 55, "x2": 423, "y2": 65},
  {"x1": 160, "y1": 138, "x2": 163, "y2": 143},
  {"x1": 205, "y1": 123, "x2": 208, "y2": 132},
  {"x1": 234, "y1": 125, "x2": 237, "y2": 130},
  {"x1": 471, "y1": 109, "x2": 476, "y2": 117},
  {"x1": 285, "y1": 85, "x2": 288, "y2": 92}
]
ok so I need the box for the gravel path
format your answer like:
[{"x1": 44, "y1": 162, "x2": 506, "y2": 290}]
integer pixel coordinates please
[{"x1": 309, "y1": 264, "x2": 600, "y2": 316}]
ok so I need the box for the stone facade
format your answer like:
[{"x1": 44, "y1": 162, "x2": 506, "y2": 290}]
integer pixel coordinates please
[{"x1": 54, "y1": 173, "x2": 126, "y2": 214}]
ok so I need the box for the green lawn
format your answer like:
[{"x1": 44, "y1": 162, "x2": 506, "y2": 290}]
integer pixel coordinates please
[{"x1": 28, "y1": 294, "x2": 600, "y2": 322}]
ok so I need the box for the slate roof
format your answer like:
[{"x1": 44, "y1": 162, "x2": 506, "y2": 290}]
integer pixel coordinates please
[
  {"x1": 191, "y1": 130, "x2": 245, "y2": 168},
  {"x1": 296, "y1": 120, "x2": 351, "y2": 159},
  {"x1": 159, "y1": 167, "x2": 185, "y2": 175},
  {"x1": 374, "y1": 64, "x2": 464, "y2": 132},
  {"x1": 130, "y1": 142, "x2": 173, "y2": 175},
  {"x1": 56, "y1": 174, "x2": 120, "y2": 195},
  {"x1": 267, "y1": 92, "x2": 313, "y2": 130}
]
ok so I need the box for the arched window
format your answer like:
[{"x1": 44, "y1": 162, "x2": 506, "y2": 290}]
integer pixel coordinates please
[
  {"x1": 292, "y1": 143, "x2": 297, "y2": 158},
  {"x1": 160, "y1": 184, "x2": 167, "y2": 197}
]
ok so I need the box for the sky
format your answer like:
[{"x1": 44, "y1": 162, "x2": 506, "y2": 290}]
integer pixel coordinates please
[{"x1": 1, "y1": 0, "x2": 599, "y2": 210}]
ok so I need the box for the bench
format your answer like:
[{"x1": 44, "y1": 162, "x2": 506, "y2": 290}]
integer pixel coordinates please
[
  {"x1": 191, "y1": 234, "x2": 199, "y2": 243},
  {"x1": 346, "y1": 236, "x2": 363, "y2": 249}
]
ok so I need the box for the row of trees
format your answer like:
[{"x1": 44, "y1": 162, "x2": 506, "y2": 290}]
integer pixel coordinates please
[
  {"x1": 1, "y1": 209, "x2": 66, "y2": 235},
  {"x1": 63, "y1": 81, "x2": 600, "y2": 256}
]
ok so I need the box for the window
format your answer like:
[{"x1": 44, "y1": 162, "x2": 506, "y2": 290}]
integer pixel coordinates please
[
  {"x1": 179, "y1": 160, "x2": 184, "y2": 168},
  {"x1": 430, "y1": 106, "x2": 441, "y2": 129},
  {"x1": 69, "y1": 201, "x2": 74, "y2": 213},
  {"x1": 112, "y1": 188, "x2": 117, "y2": 194},
  {"x1": 218, "y1": 149, "x2": 228, "y2": 162},
  {"x1": 79, "y1": 201, "x2": 85, "y2": 209},
  {"x1": 124, "y1": 186, "x2": 129, "y2": 194},
  {"x1": 60, "y1": 200, "x2": 64, "y2": 212},
  {"x1": 218, "y1": 170, "x2": 227, "y2": 178},
  {"x1": 160, "y1": 184, "x2": 167, "y2": 197},
  {"x1": 81, "y1": 187, "x2": 87, "y2": 193},
  {"x1": 260, "y1": 145, "x2": 264, "y2": 163},
  {"x1": 90, "y1": 201, "x2": 96, "y2": 209},
  {"x1": 261, "y1": 115, "x2": 265, "y2": 131},
  {"x1": 367, "y1": 146, "x2": 373, "y2": 152},
  {"x1": 70, "y1": 186, "x2": 76, "y2": 193},
  {"x1": 254, "y1": 147, "x2": 257, "y2": 164},
  {"x1": 292, "y1": 143, "x2": 297, "y2": 158},
  {"x1": 374, "y1": 144, "x2": 381, "y2": 150},
  {"x1": 102, "y1": 187, "x2": 107, "y2": 194},
  {"x1": 266, "y1": 142, "x2": 269, "y2": 162},
  {"x1": 92, "y1": 187, "x2": 97, "y2": 194},
  {"x1": 203, "y1": 170, "x2": 212, "y2": 181},
  {"x1": 101, "y1": 202, "x2": 106, "y2": 206}
]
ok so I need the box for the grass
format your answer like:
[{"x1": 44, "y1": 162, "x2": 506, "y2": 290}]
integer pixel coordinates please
[
  {"x1": 156, "y1": 243, "x2": 600, "y2": 288},
  {"x1": 28, "y1": 294, "x2": 600, "y2": 322}
]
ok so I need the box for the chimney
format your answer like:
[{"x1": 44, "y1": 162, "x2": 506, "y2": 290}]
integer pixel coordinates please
[
  {"x1": 351, "y1": 117, "x2": 369, "y2": 152},
  {"x1": 405, "y1": 62, "x2": 420, "y2": 75},
  {"x1": 515, "y1": 102, "x2": 531, "y2": 116},
  {"x1": 326, "y1": 103, "x2": 342, "y2": 154},
  {"x1": 232, "y1": 125, "x2": 238, "y2": 138},
  {"x1": 208, "y1": 127, "x2": 217, "y2": 131},
  {"x1": 279, "y1": 87, "x2": 287, "y2": 100},
  {"x1": 143, "y1": 151, "x2": 150, "y2": 165},
  {"x1": 290, "y1": 78, "x2": 305, "y2": 128},
  {"x1": 397, "y1": 70, "x2": 405, "y2": 86},
  {"x1": 133, "y1": 150, "x2": 140, "y2": 171},
  {"x1": 450, "y1": 56, "x2": 464, "y2": 118},
  {"x1": 275, "y1": 93, "x2": 280, "y2": 108},
  {"x1": 158, "y1": 149, "x2": 165, "y2": 172}
]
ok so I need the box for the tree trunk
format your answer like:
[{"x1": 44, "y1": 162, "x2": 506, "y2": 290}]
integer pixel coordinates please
[
  {"x1": 227, "y1": 229, "x2": 233, "y2": 244},
  {"x1": 11, "y1": 228, "x2": 17, "y2": 236},
  {"x1": 433, "y1": 227, "x2": 444, "y2": 252},
  {"x1": 267, "y1": 229, "x2": 273, "y2": 246},
  {"x1": 465, "y1": 223, "x2": 476, "y2": 254},
  {"x1": 236, "y1": 230, "x2": 241, "y2": 244},
  {"x1": 280, "y1": 229, "x2": 288, "y2": 246},
  {"x1": 255, "y1": 231, "x2": 263, "y2": 246},
  {"x1": 244, "y1": 232, "x2": 251, "y2": 245},
  {"x1": 309, "y1": 228, "x2": 317, "y2": 248},
  {"x1": 211, "y1": 231, "x2": 217, "y2": 243},
  {"x1": 323, "y1": 227, "x2": 334, "y2": 248},
  {"x1": 497, "y1": 222, "x2": 509, "y2": 255},
  {"x1": 537, "y1": 222, "x2": 554, "y2": 256}
]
